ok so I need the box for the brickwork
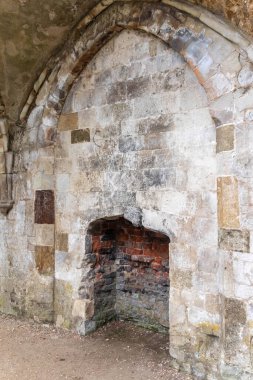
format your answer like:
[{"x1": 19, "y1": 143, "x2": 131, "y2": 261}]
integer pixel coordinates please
[{"x1": 87, "y1": 218, "x2": 170, "y2": 331}]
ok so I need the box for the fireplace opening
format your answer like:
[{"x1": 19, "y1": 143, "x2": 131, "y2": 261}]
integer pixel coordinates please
[{"x1": 86, "y1": 217, "x2": 170, "y2": 333}]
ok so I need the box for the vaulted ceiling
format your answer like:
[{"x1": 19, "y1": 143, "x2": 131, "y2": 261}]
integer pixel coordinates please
[{"x1": 0, "y1": 0, "x2": 252, "y2": 123}]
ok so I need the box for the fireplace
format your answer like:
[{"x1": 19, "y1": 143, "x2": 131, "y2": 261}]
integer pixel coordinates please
[{"x1": 84, "y1": 217, "x2": 170, "y2": 332}]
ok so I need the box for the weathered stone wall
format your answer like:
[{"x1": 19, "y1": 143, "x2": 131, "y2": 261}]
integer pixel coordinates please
[
  {"x1": 55, "y1": 29, "x2": 217, "y2": 375},
  {"x1": 0, "y1": 2, "x2": 252, "y2": 379}
]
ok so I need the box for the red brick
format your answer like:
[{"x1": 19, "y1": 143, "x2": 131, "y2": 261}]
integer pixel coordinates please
[
  {"x1": 117, "y1": 231, "x2": 129, "y2": 241},
  {"x1": 151, "y1": 262, "x2": 162, "y2": 271},
  {"x1": 143, "y1": 249, "x2": 153, "y2": 256},
  {"x1": 92, "y1": 241, "x2": 101, "y2": 252},
  {"x1": 131, "y1": 235, "x2": 143, "y2": 242},
  {"x1": 133, "y1": 248, "x2": 143, "y2": 255}
]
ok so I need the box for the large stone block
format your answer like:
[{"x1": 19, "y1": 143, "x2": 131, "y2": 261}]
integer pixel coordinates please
[
  {"x1": 34, "y1": 190, "x2": 55, "y2": 224},
  {"x1": 56, "y1": 233, "x2": 68, "y2": 252},
  {"x1": 216, "y1": 124, "x2": 234, "y2": 153},
  {"x1": 35, "y1": 224, "x2": 55, "y2": 246},
  {"x1": 35, "y1": 245, "x2": 55, "y2": 275},
  {"x1": 219, "y1": 229, "x2": 250, "y2": 252},
  {"x1": 217, "y1": 176, "x2": 240, "y2": 229},
  {"x1": 71, "y1": 129, "x2": 90, "y2": 144}
]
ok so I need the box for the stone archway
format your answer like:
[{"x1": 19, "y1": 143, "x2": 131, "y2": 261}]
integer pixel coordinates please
[{"x1": 16, "y1": 2, "x2": 253, "y2": 379}]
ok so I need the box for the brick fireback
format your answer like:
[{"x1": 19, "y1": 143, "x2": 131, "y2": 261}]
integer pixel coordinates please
[{"x1": 86, "y1": 217, "x2": 170, "y2": 332}]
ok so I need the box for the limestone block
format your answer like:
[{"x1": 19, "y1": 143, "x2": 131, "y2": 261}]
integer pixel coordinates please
[
  {"x1": 170, "y1": 269, "x2": 192, "y2": 289},
  {"x1": 217, "y1": 176, "x2": 240, "y2": 229},
  {"x1": 216, "y1": 124, "x2": 234, "y2": 153},
  {"x1": 188, "y1": 306, "x2": 220, "y2": 326},
  {"x1": 238, "y1": 65, "x2": 253, "y2": 87},
  {"x1": 78, "y1": 108, "x2": 96, "y2": 129},
  {"x1": 72, "y1": 299, "x2": 94, "y2": 320},
  {"x1": 35, "y1": 245, "x2": 55, "y2": 275},
  {"x1": 0, "y1": 153, "x2": 5, "y2": 173},
  {"x1": 235, "y1": 88, "x2": 253, "y2": 113},
  {"x1": 235, "y1": 284, "x2": 253, "y2": 300},
  {"x1": 56, "y1": 233, "x2": 68, "y2": 252},
  {"x1": 219, "y1": 228, "x2": 250, "y2": 252},
  {"x1": 56, "y1": 174, "x2": 70, "y2": 193},
  {"x1": 205, "y1": 72, "x2": 234, "y2": 100},
  {"x1": 0, "y1": 174, "x2": 8, "y2": 199},
  {"x1": 71, "y1": 129, "x2": 90, "y2": 144},
  {"x1": 32, "y1": 173, "x2": 54, "y2": 190},
  {"x1": 210, "y1": 92, "x2": 234, "y2": 126},
  {"x1": 169, "y1": 303, "x2": 186, "y2": 326},
  {"x1": 35, "y1": 224, "x2": 55, "y2": 246}
]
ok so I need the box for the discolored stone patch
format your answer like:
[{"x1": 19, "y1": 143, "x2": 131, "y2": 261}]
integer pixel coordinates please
[
  {"x1": 217, "y1": 176, "x2": 240, "y2": 229},
  {"x1": 56, "y1": 233, "x2": 68, "y2": 252},
  {"x1": 58, "y1": 113, "x2": 78, "y2": 131},
  {"x1": 34, "y1": 190, "x2": 55, "y2": 224},
  {"x1": 71, "y1": 129, "x2": 90, "y2": 144},
  {"x1": 218, "y1": 228, "x2": 250, "y2": 252},
  {"x1": 216, "y1": 124, "x2": 234, "y2": 153},
  {"x1": 35, "y1": 245, "x2": 55, "y2": 275}
]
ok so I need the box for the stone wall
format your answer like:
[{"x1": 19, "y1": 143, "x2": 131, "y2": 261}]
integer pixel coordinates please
[
  {"x1": 55, "y1": 28, "x2": 217, "y2": 376},
  {"x1": 0, "y1": 2, "x2": 253, "y2": 379}
]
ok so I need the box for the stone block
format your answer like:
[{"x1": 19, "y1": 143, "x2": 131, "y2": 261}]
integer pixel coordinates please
[
  {"x1": 34, "y1": 190, "x2": 55, "y2": 224},
  {"x1": 56, "y1": 233, "x2": 68, "y2": 252},
  {"x1": 218, "y1": 229, "x2": 250, "y2": 252},
  {"x1": 35, "y1": 224, "x2": 55, "y2": 246},
  {"x1": 72, "y1": 299, "x2": 94, "y2": 320},
  {"x1": 216, "y1": 124, "x2": 234, "y2": 153},
  {"x1": 107, "y1": 82, "x2": 126, "y2": 104},
  {"x1": 224, "y1": 298, "x2": 246, "y2": 334},
  {"x1": 0, "y1": 153, "x2": 5, "y2": 174},
  {"x1": 71, "y1": 129, "x2": 90, "y2": 144},
  {"x1": 126, "y1": 76, "x2": 151, "y2": 99},
  {"x1": 217, "y1": 176, "x2": 240, "y2": 229},
  {"x1": 35, "y1": 245, "x2": 55, "y2": 275}
]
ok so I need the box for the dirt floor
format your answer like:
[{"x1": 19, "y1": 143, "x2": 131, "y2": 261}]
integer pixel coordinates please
[{"x1": 0, "y1": 313, "x2": 192, "y2": 380}]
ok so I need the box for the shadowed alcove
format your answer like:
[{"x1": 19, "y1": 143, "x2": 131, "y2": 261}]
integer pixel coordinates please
[{"x1": 85, "y1": 217, "x2": 170, "y2": 332}]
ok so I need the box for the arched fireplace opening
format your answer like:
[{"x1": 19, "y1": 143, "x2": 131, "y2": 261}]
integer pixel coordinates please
[{"x1": 86, "y1": 217, "x2": 170, "y2": 333}]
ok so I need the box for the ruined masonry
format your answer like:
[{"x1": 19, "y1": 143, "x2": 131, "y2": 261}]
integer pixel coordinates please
[{"x1": 0, "y1": 1, "x2": 253, "y2": 379}]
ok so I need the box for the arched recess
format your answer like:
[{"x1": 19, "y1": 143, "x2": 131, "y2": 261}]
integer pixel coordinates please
[
  {"x1": 26, "y1": 0, "x2": 251, "y2": 147},
  {"x1": 21, "y1": 2, "x2": 253, "y2": 379},
  {"x1": 53, "y1": 26, "x2": 218, "y2": 378}
]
